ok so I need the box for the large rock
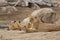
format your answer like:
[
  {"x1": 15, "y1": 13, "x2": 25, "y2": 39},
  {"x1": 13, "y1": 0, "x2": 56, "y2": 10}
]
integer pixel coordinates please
[
  {"x1": 51, "y1": 0, "x2": 60, "y2": 7},
  {"x1": 0, "y1": 0, "x2": 60, "y2": 7},
  {"x1": 0, "y1": 0, "x2": 8, "y2": 7},
  {"x1": 31, "y1": 8, "x2": 56, "y2": 23}
]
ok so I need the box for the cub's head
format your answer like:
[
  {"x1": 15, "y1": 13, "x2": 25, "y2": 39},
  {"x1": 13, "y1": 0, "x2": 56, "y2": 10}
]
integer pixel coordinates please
[
  {"x1": 13, "y1": 20, "x2": 21, "y2": 23},
  {"x1": 29, "y1": 16, "x2": 42, "y2": 23},
  {"x1": 10, "y1": 20, "x2": 21, "y2": 25},
  {"x1": 29, "y1": 16, "x2": 38, "y2": 23}
]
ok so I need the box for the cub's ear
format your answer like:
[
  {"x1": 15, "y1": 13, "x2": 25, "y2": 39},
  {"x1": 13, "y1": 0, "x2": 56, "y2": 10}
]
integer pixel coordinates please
[
  {"x1": 14, "y1": 21, "x2": 16, "y2": 23},
  {"x1": 34, "y1": 16, "x2": 37, "y2": 19},
  {"x1": 27, "y1": 23, "x2": 32, "y2": 28},
  {"x1": 30, "y1": 16, "x2": 34, "y2": 22},
  {"x1": 19, "y1": 21, "x2": 21, "y2": 23},
  {"x1": 24, "y1": 26, "x2": 26, "y2": 27},
  {"x1": 28, "y1": 23, "x2": 31, "y2": 25}
]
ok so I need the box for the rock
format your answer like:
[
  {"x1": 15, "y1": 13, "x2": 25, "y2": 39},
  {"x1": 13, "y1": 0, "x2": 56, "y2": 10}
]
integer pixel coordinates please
[
  {"x1": 0, "y1": 0, "x2": 8, "y2": 7},
  {"x1": 31, "y1": 8, "x2": 56, "y2": 23}
]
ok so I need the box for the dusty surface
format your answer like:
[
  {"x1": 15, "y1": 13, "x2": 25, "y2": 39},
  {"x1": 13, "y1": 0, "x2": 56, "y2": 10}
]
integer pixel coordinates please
[{"x1": 0, "y1": 30, "x2": 60, "y2": 40}]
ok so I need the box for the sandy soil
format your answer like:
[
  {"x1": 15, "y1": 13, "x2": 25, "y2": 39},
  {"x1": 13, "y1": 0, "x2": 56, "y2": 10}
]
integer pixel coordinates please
[{"x1": 0, "y1": 30, "x2": 60, "y2": 40}]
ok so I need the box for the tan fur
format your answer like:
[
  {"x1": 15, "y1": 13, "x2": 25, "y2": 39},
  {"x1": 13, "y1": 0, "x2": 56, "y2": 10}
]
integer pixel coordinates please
[
  {"x1": 25, "y1": 23, "x2": 38, "y2": 33},
  {"x1": 8, "y1": 20, "x2": 21, "y2": 30},
  {"x1": 28, "y1": 16, "x2": 60, "y2": 32}
]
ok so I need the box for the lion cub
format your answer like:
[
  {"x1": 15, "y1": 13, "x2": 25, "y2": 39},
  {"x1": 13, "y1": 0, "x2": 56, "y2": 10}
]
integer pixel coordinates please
[{"x1": 8, "y1": 20, "x2": 21, "y2": 30}]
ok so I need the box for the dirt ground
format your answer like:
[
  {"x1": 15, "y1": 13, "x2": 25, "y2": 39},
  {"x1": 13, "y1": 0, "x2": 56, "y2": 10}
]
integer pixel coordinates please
[
  {"x1": 0, "y1": 30, "x2": 60, "y2": 40},
  {"x1": 0, "y1": 7, "x2": 60, "y2": 40}
]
